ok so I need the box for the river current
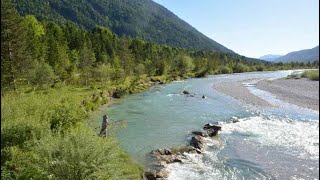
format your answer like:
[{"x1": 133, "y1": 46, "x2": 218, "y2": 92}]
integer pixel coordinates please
[{"x1": 93, "y1": 70, "x2": 319, "y2": 179}]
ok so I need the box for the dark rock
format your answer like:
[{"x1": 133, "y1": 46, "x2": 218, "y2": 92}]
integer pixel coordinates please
[
  {"x1": 192, "y1": 131, "x2": 208, "y2": 137},
  {"x1": 232, "y1": 119, "x2": 240, "y2": 123},
  {"x1": 150, "y1": 148, "x2": 172, "y2": 156},
  {"x1": 150, "y1": 148, "x2": 181, "y2": 163},
  {"x1": 206, "y1": 129, "x2": 219, "y2": 137},
  {"x1": 161, "y1": 155, "x2": 182, "y2": 163},
  {"x1": 203, "y1": 123, "x2": 221, "y2": 131},
  {"x1": 190, "y1": 135, "x2": 205, "y2": 150},
  {"x1": 183, "y1": 90, "x2": 190, "y2": 94},
  {"x1": 202, "y1": 95, "x2": 206, "y2": 99},
  {"x1": 143, "y1": 171, "x2": 156, "y2": 180},
  {"x1": 182, "y1": 146, "x2": 202, "y2": 154},
  {"x1": 203, "y1": 123, "x2": 221, "y2": 137},
  {"x1": 143, "y1": 168, "x2": 169, "y2": 179},
  {"x1": 112, "y1": 88, "x2": 127, "y2": 98}
]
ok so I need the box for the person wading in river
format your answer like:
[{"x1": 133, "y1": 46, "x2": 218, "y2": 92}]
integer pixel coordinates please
[{"x1": 99, "y1": 114, "x2": 109, "y2": 137}]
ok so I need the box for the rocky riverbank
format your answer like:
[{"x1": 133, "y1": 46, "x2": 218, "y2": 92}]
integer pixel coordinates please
[{"x1": 142, "y1": 123, "x2": 222, "y2": 180}]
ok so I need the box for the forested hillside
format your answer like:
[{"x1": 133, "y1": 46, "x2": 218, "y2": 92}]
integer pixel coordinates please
[
  {"x1": 3, "y1": 0, "x2": 280, "y2": 91},
  {"x1": 15, "y1": 0, "x2": 234, "y2": 52}
]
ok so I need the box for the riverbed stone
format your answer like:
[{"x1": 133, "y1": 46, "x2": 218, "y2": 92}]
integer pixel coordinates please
[
  {"x1": 183, "y1": 90, "x2": 190, "y2": 94},
  {"x1": 192, "y1": 131, "x2": 208, "y2": 137},
  {"x1": 190, "y1": 135, "x2": 205, "y2": 150},
  {"x1": 150, "y1": 148, "x2": 182, "y2": 163},
  {"x1": 143, "y1": 171, "x2": 156, "y2": 180}
]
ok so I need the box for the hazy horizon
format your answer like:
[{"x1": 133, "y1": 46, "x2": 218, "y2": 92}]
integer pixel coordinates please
[{"x1": 153, "y1": 0, "x2": 319, "y2": 58}]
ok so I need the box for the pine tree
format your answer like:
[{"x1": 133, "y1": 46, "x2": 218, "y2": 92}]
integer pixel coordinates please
[
  {"x1": 1, "y1": 0, "x2": 32, "y2": 90},
  {"x1": 22, "y1": 15, "x2": 46, "y2": 63},
  {"x1": 79, "y1": 42, "x2": 95, "y2": 86}
]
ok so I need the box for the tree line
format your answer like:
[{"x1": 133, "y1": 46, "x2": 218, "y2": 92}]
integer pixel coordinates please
[{"x1": 2, "y1": 0, "x2": 318, "y2": 92}]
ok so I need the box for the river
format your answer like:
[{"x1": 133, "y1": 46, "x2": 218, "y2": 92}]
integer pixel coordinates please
[{"x1": 93, "y1": 70, "x2": 319, "y2": 179}]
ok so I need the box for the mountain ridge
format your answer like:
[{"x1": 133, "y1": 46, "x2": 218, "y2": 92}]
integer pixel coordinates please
[
  {"x1": 273, "y1": 46, "x2": 319, "y2": 63},
  {"x1": 259, "y1": 54, "x2": 283, "y2": 61},
  {"x1": 15, "y1": 0, "x2": 234, "y2": 53}
]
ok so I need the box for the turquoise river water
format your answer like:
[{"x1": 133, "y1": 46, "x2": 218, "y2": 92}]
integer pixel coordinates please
[{"x1": 92, "y1": 70, "x2": 319, "y2": 180}]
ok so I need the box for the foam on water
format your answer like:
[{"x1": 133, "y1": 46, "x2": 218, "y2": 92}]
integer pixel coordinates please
[
  {"x1": 166, "y1": 115, "x2": 319, "y2": 179},
  {"x1": 222, "y1": 116, "x2": 319, "y2": 160},
  {"x1": 167, "y1": 138, "x2": 274, "y2": 180}
]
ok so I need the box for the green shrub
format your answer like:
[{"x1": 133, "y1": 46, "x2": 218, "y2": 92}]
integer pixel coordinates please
[
  {"x1": 302, "y1": 70, "x2": 319, "y2": 81},
  {"x1": 8, "y1": 124, "x2": 142, "y2": 179},
  {"x1": 232, "y1": 63, "x2": 249, "y2": 73},
  {"x1": 48, "y1": 103, "x2": 86, "y2": 130},
  {"x1": 1, "y1": 87, "x2": 142, "y2": 179},
  {"x1": 219, "y1": 66, "x2": 233, "y2": 74},
  {"x1": 256, "y1": 65, "x2": 265, "y2": 71}
]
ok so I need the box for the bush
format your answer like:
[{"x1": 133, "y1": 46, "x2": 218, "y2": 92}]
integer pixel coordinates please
[
  {"x1": 232, "y1": 63, "x2": 249, "y2": 73},
  {"x1": 302, "y1": 70, "x2": 319, "y2": 81},
  {"x1": 1, "y1": 87, "x2": 142, "y2": 179},
  {"x1": 8, "y1": 124, "x2": 143, "y2": 179},
  {"x1": 219, "y1": 66, "x2": 233, "y2": 74},
  {"x1": 29, "y1": 62, "x2": 55, "y2": 87},
  {"x1": 256, "y1": 65, "x2": 265, "y2": 71}
]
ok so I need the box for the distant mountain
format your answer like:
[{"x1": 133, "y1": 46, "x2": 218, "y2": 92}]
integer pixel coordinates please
[
  {"x1": 15, "y1": 0, "x2": 233, "y2": 53},
  {"x1": 273, "y1": 46, "x2": 319, "y2": 63},
  {"x1": 259, "y1": 54, "x2": 283, "y2": 61}
]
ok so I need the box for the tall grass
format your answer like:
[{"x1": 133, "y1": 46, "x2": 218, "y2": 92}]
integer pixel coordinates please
[
  {"x1": 302, "y1": 70, "x2": 319, "y2": 81},
  {"x1": 1, "y1": 87, "x2": 142, "y2": 179}
]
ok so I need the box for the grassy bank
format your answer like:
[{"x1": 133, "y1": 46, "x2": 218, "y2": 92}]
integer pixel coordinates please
[
  {"x1": 1, "y1": 73, "x2": 182, "y2": 179},
  {"x1": 1, "y1": 86, "x2": 143, "y2": 179},
  {"x1": 286, "y1": 69, "x2": 319, "y2": 81},
  {"x1": 302, "y1": 70, "x2": 319, "y2": 81}
]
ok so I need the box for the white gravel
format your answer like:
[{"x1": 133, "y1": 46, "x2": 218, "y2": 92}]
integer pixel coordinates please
[
  {"x1": 256, "y1": 78, "x2": 319, "y2": 111},
  {"x1": 213, "y1": 81, "x2": 273, "y2": 107},
  {"x1": 213, "y1": 78, "x2": 319, "y2": 111}
]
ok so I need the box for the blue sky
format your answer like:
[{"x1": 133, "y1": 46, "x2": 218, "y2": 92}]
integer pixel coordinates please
[{"x1": 153, "y1": 0, "x2": 319, "y2": 58}]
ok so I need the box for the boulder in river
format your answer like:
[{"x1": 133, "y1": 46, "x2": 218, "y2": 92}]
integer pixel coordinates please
[
  {"x1": 183, "y1": 90, "x2": 190, "y2": 95},
  {"x1": 142, "y1": 168, "x2": 170, "y2": 180},
  {"x1": 143, "y1": 171, "x2": 156, "y2": 180},
  {"x1": 206, "y1": 129, "x2": 219, "y2": 137},
  {"x1": 190, "y1": 135, "x2": 205, "y2": 150},
  {"x1": 150, "y1": 148, "x2": 182, "y2": 163},
  {"x1": 203, "y1": 123, "x2": 221, "y2": 137},
  {"x1": 183, "y1": 146, "x2": 202, "y2": 154},
  {"x1": 232, "y1": 119, "x2": 240, "y2": 123},
  {"x1": 203, "y1": 123, "x2": 222, "y2": 131},
  {"x1": 192, "y1": 131, "x2": 208, "y2": 137},
  {"x1": 150, "y1": 148, "x2": 172, "y2": 156}
]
